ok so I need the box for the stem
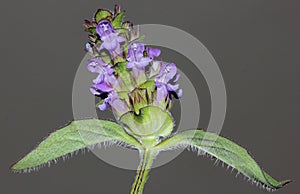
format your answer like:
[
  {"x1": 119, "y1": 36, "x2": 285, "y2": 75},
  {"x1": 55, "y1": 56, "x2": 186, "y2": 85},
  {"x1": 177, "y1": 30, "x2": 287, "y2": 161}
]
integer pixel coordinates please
[{"x1": 130, "y1": 149, "x2": 156, "y2": 194}]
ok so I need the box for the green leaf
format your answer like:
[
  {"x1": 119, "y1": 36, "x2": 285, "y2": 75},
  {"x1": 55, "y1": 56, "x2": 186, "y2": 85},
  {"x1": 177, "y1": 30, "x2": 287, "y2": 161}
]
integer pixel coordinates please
[
  {"x1": 97, "y1": 51, "x2": 111, "y2": 64},
  {"x1": 85, "y1": 27, "x2": 97, "y2": 35},
  {"x1": 94, "y1": 9, "x2": 112, "y2": 23},
  {"x1": 122, "y1": 21, "x2": 133, "y2": 30},
  {"x1": 112, "y1": 55, "x2": 126, "y2": 64},
  {"x1": 155, "y1": 130, "x2": 291, "y2": 191},
  {"x1": 112, "y1": 12, "x2": 125, "y2": 28},
  {"x1": 116, "y1": 28, "x2": 129, "y2": 35},
  {"x1": 11, "y1": 119, "x2": 141, "y2": 172}
]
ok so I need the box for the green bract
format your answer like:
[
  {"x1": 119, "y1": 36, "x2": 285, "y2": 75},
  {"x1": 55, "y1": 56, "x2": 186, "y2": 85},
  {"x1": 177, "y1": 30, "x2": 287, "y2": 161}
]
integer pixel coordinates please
[{"x1": 120, "y1": 106, "x2": 173, "y2": 145}]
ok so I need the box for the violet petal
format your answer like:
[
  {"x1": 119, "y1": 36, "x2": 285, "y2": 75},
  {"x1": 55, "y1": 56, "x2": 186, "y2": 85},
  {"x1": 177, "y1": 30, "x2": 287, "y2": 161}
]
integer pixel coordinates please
[{"x1": 94, "y1": 83, "x2": 114, "y2": 92}]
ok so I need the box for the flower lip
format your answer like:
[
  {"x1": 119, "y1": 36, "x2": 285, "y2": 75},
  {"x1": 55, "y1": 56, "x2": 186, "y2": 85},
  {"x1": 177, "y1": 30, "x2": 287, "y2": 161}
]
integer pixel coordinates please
[
  {"x1": 96, "y1": 20, "x2": 125, "y2": 55},
  {"x1": 154, "y1": 63, "x2": 182, "y2": 101},
  {"x1": 96, "y1": 20, "x2": 115, "y2": 37},
  {"x1": 94, "y1": 82, "x2": 114, "y2": 92},
  {"x1": 126, "y1": 41, "x2": 152, "y2": 71},
  {"x1": 98, "y1": 90, "x2": 130, "y2": 115},
  {"x1": 127, "y1": 41, "x2": 145, "y2": 60},
  {"x1": 155, "y1": 63, "x2": 178, "y2": 84},
  {"x1": 86, "y1": 58, "x2": 109, "y2": 74}
]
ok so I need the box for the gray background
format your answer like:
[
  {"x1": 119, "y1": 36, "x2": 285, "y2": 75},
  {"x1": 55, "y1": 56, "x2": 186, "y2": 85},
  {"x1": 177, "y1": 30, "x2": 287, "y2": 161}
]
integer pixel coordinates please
[{"x1": 0, "y1": 0, "x2": 299, "y2": 193}]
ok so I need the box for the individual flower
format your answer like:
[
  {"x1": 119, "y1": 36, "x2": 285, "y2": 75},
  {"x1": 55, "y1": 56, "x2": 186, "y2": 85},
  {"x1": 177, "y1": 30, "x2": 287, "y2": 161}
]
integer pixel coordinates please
[
  {"x1": 126, "y1": 42, "x2": 162, "y2": 70},
  {"x1": 126, "y1": 42, "x2": 152, "y2": 69},
  {"x1": 126, "y1": 42, "x2": 161, "y2": 84},
  {"x1": 86, "y1": 58, "x2": 116, "y2": 87},
  {"x1": 96, "y1": 20, "x2": 125, "y2": 56},
  {"x1": 98, "y1": 91, "x2": 128, "y2": 115},
  {"x1": 87, "y1": 57, "x2": 127, "y2": 114},
  {"x1": 154, "y1": 63, "x2": 182, "y2": 101},
  {"x1": 85, "y1": 43, "x2": 93, "y2": 54},
  {"x1": 96, "y1": 20, "x2": 115, "y2": 36},
  {"x1": 86, "y1": 57, "x2": 111, "y2": 74},
  {"x1": 87, "y1": 58, "x2": 122, "y2": 111}
]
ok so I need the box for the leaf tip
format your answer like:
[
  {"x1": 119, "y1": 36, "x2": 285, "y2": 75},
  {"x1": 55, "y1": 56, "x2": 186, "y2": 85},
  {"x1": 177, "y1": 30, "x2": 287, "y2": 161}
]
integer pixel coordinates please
[
  {"x1": 9, "y1": 162, "x2": 25, "y2": 173},
  {"x1": 278, "y1": 179, "x2": 292, "y2": 188}
]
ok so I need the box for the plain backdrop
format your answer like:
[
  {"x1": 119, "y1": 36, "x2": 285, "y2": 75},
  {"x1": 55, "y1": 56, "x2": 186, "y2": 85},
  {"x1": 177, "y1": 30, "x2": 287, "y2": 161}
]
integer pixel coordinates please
[{"x1": 0, "y1": 0, "x2": 299, "y2": 193}]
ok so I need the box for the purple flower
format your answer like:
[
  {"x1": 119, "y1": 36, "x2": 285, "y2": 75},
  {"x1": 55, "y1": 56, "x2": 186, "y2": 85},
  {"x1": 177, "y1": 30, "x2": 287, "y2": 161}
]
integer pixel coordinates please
[
  {"x1": 87, "y1": 58, "x2": 115, "y2": 83},
  {"x1": 86, "y1": 58, "x2": 111, "y2": 74},
  {"x1": 98, "y1": 91, "x2": 129, "y2": 116},
  {"x1": 87, "y1": 57, "x2": 128, "y2": 113},
  {"x1": 96, "y1": 20, "x2": 115, "y2": 36},
  {"x1": 154, "y1": 63, "x2": 182, "y2": 101},
  {"x1": 126, "y1": 42, "x2": 152, "y2": 69},
  {"x1": 96, "y1": 20, "x2": 125, "y2": 55},
  {"x1": 146, "y1": 47, "x2": 161, "y2": 59},
  {"x1": 98, "y1": 91, "x2": 116, "y2": 111},
  {"x1": 126, "y1": 41, "x2": 160, "y2": 83},
  {"x1": 87, "y1": 57, "x2": 119, "y2": 97},
  {"x1": 126, "y1": 42, "x2": 161, "y2": 69}
]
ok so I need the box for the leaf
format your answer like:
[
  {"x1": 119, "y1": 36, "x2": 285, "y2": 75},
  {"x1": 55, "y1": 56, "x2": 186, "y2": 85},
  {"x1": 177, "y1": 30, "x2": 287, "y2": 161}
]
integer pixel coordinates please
[
  {"x1": 112, "y1": 55, "x2": 126, "y2": 64},
  {"x1": 97, "y1": 50, "x2": 111, "y2": 64},
  {"x1": 88, "y1": 34, "x2": 99, "y2": 43},
  {"x1": 11, "y1": 119, "x2": 142, "y2": 172},
  {"x1": 112, "y1": 12, "x2": 125, "y2": 28},
  {"x1": 83, "y1": 20, "x2": 97, "y2": 28},
  {"x1": 155, "y1": 130, "x2": 291, "y2": 191},
  {"x1": 122, "y1": 21, "x2": 133, "y2": 30},
  {"x1": 94, "y1": 9, "x2": 112, "y2": 23},
  {"x1": 116, "y1": 28, "x2": 129, "y2": 35},
  {"x1": 85, "y1": 27, "x2": 97, "y2": 35}
]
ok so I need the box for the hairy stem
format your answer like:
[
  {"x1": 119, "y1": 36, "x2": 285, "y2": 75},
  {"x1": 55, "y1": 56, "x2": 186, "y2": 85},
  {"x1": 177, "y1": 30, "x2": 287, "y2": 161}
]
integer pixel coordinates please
[{"x1": 130, "y1": 149, "x2": 156, "y2": 194}]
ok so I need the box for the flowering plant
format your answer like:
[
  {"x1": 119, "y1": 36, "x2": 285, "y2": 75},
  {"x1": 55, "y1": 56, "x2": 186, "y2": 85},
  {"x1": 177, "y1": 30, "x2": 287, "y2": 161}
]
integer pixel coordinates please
[{"x1": 11, "y1": 5, "x2": 290, "y2": 194}]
